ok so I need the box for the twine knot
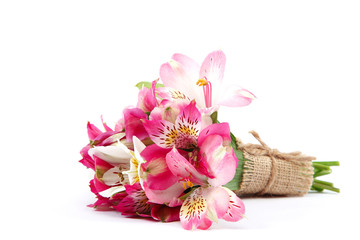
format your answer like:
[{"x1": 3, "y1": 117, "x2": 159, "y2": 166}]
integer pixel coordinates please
[{"x1": 237, "y1": 130, "x2": 316, "y2": 195}]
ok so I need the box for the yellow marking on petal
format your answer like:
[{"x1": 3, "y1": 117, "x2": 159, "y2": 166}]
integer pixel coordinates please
[
  {"x1": 182, "y1": 182, "x2": 187, "y2": 190},
  {"x1": 180, "y1": 190, "x2": 207, "y2": 222},
  {"x1": 177, "y1": 125, "x2": 198, "y2": 136},
  {"x1": 165, "y1": 129, "x2": 178, "y2": 146},
  {"x1": 196, "y1": 78, "x2": 208, "y2": 86}
]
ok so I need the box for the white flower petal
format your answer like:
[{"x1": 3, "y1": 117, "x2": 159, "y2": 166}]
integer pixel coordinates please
[{"x1": 88, "y1": 144, "x2": 133, "y2": 165}]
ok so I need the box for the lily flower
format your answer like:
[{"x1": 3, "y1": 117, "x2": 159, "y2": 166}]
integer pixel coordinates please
[{"x1": 160, "y1": 50, "x2": 255, "y2": 112}]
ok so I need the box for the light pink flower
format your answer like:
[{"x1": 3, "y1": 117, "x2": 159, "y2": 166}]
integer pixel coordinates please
[{"x1": 160, "y1": 50, "x2": 255, "y2": 111}]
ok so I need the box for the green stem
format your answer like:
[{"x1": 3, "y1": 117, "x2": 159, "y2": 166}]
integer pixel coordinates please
[
  {"x1": 313, "y1": 179, "x2": 333, "y2": 187},
  {"x1": 311, "y1": 161, "x2": 340, "y2": 193},
  {"x1": 312, "y1": 182, "x2": 340, "y2": 193},
  {"x1": 313, "y1": 169, "x2": 332, "y2": 178},
  {"x1": 313, "y1": 161, "x2": 340, "y2": 166},
  {"x1": 312, "y1": 162, "x2": 331, "y2": 171}
]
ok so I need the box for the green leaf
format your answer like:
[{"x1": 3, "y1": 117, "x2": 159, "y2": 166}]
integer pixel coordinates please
[
  {"x1": 223, "y1": 132, "x2": 245, "y2": 191},
  {"x1": 135, "y1": 81, "x2": 165, "y2": 90},
  {"x1": 210, "y1": 111, "x2": 218, "y2": 123}
]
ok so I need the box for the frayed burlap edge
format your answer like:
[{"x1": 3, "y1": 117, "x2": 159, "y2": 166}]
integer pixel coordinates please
[{"x1": 234, "y1": 131, "x2": 315, "y2": 197}]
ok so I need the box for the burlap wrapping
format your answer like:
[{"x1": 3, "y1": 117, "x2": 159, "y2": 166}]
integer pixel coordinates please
[{"x1": 235, "y1": 131, "x2": 315, "y2": 196}]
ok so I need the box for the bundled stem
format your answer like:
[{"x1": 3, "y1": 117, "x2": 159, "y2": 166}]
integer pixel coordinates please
[
  {"x1": 226, "y1": 131, "x2": 340, "y2": 196},
  {"x1": 311, "y1": 161, "x2": 340, "y2": 193}
]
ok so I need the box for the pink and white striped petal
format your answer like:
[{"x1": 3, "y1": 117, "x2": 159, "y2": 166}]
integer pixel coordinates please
[
  {"x1": 143, "y1": 119, "x2": 178, "y2": 148},
  {"x1": 115, "y1": 183, "x2": 152, "y2": 217},
  {"x1": 221, "y1": 187, "x2": 245, "y2": 222},
  {"x1": 180, "y1": 186, "x2": 229, "y2": 230},
  {"x1": 174, "y1": 100, "x2": 201, "y2": 149}
]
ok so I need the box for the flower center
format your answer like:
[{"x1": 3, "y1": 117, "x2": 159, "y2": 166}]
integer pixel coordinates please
[{"x1": 196, "y1": 77, "x2": 212, "y2": 108}]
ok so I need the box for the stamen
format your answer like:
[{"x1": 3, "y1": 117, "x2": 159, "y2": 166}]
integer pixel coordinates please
[
  {"x1": 186, "y1": 181, "x2": 194, "y2": 188},
  {"x1": 196, "y1": 78, "x2": 208, "y2": 86},
  {"x1": 197, "y1": 78, "x2": 212, "y2": 108}
]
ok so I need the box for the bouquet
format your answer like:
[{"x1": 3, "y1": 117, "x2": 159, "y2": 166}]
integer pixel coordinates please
[{"x1": 79, "y1": 50, "x2": 339, "y2": 230}]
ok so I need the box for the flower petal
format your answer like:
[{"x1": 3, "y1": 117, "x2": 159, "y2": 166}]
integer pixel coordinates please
[
  {"x1": 142, "y1": 181, "x2": 184, "y2": 207},
  {"x1": 137, "y1": 80, "x2": 158, "y2": 112},
  {"x1": 99, "y1": 185, "x2": 126, "y2": 198},
  {"x1": 140, "y1": 145, "x2": 184, "y2": 206},
  {"x1": 221, "y1": 187, "x2": 245, "y2": 222},
  {"x1": 180, "y1": 186, "x2": 229, "y2": 230},
  {"x1": 198, "y1": 134, "x2": 238, "y2": 186},
  {"x1": 123, "y1": 107, "x2": 149, "y2": 142},
  {"x1": 151, "y1": 204, "x2": 181, "y2": 222},
  {"x1": 143, "y1": 119, "x2": 178, "y2": 148},
  {"x1": 218, "y1": 85, "x2": 255, "y2": 107},
  {"x1": 198, "y1": 122, "x2": 231, "y2": 147},
  {"x1": 166, "y1": 148, "x2": 207, "y2": 185},
  {"x1": 87, "y1": 122, "x2": 103, "y2": 140},
  {"x1": 88, "y1": 143, "x2": 133, "y2": 166},
  {"x1": 199, "y1": 50, "x2": 226, "y2": 105},
  {"x1": 180, "y1": 187, "x2": 209, "y2": 230},
  {"x1": 199, "y1": 50, "x2": 226, "y2": 83},
  {"x1": 174, "y1": 100, "x2": 201, "y2": 149},
  {"x1": 102, "y1": 166, "x2": 128, "y2": 186},
  {"x1": 149, "y1": 98, "x2": 188, "y2": 124},
  {"x1": 160, "y1": 54, "x2": 205, "y2": 107},
  {"x1": 115, "y1": 183, "x2": 152, "y2": 217},
  {"x1": 79, "y1": 144, "x2": 95, "y2": 170},
  {"x1": 203, "y1": 186, "x2": 230, "y2": 222}
]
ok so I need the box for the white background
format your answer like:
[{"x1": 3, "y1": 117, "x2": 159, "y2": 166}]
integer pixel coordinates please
[{"x1": 1, "y1": 1, "x2": 359, "y2": 239}]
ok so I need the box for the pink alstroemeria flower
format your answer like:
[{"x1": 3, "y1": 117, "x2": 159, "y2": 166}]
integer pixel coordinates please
[
  {"x1": 166, "y1": 139, "x2": 245, "y2": 230},
  {"x1": 143, "y1": 100, "x2": 201, "y2": 149},
  {"x1": 160, "y1": 50, "x2": 255, "y2": 111},
  {"x1": 141, "y1": 101, "x2": 245, "y2": 229}
]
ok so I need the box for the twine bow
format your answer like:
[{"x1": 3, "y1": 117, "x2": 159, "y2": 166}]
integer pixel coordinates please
[{"x1": 237, "y1": 131, "x2": 316, "y2": 195}]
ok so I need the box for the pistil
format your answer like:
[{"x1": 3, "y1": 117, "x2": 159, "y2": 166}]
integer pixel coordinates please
[{"x1": 196, "y1": 78, "x2": 212, "y2": 108}]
